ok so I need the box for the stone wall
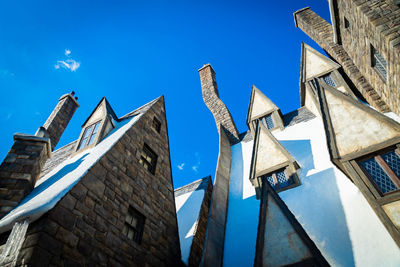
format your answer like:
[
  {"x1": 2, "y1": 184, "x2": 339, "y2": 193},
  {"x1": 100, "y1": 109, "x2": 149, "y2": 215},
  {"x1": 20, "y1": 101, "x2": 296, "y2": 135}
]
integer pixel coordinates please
[
  {"x1": 200, "y1": 129, "x2": 232, "y2": 267},
  {"x1": 0, "y1": 135, "x2": 51, "y2": 219},
  {"x1": 336, "y1": 0, "x2": 400, "y2": 115},
  {"x1": 294, "y1": 7, "x2": 391, "y2": 113},
  {"x1": 43, "y1": 93, "x2": 79, "y2": 151},
  {"x1": 188, "y1": 176, "x2": 213, "y2": 267},
  {"x1": 199, "y1": 64, "x2": 240, "y2": 145},
  {"x1": 16, "y1": 97, "x2": 182, "y2": 266}
]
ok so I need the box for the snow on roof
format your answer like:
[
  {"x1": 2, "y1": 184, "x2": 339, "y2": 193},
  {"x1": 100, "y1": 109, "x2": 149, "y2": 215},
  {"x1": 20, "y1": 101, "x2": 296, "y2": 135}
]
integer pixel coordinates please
[
  {"x1": 174, "y1": 177, "x2": 210, "y2": 265},
  {"x1": 0, "y1": 112, "x2": 145, "y2": 233}
]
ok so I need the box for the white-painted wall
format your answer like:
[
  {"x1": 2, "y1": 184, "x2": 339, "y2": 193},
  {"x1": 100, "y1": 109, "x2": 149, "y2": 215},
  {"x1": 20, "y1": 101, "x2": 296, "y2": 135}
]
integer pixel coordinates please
[
  {"x1": 223, "y1": 116, "x2": 400, "y2": 267},
  {"x1": 175, "y1": 189, "x2": 206, "y2": 265}
]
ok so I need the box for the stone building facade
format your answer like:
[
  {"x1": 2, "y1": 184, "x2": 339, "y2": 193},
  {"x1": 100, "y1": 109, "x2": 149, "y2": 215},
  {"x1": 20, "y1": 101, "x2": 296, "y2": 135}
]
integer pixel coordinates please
[{"x1": 294, "y1": 1, "x2": 400, "y2": 115}]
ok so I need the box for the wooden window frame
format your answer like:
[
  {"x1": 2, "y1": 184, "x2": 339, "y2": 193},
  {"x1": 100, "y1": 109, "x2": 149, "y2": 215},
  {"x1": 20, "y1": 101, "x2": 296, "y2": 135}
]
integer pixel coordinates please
[
  {"x1": 123, "y1": 207, "x2": 145, "y2": 244},
  {"x1": 77, "y1": 121, "x2": 101, "y2": 150},
  {"x1": 139, "y1": 143, "x2": 158, "y2": 174},
  {"x1": 261, "y1": 168, "x2": 299, "y2": 193},
  {"x1": 357, "y1": 146, "x2": 400, "y2": 197}
]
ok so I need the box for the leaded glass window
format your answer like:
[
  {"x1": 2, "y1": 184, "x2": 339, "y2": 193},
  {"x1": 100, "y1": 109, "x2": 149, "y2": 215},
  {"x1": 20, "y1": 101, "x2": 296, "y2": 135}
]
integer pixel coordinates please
[
  {"x1": 371, "y1": 45, "x2": 387, "y2": 80},
  {"x1": 264, "y1": 169, "x2": 293, "y2": 190},
  {"x1": 261, "y1": 114, "x2": 274, "y2": 130},
  {"x1": 322, "y1": 73, "x2": 336, "y2": 87},
  {"x1": 359, "y1": 149, "x2": 400, "y2": 195},
  {"x1": 77, "y1": 121, "x2": 101, "y2": 150}
]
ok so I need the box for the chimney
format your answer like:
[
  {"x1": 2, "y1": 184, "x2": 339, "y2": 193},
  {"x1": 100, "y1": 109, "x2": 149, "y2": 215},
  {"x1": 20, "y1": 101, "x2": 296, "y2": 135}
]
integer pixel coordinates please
[
  {"x1": 0, "y1": 92, "x2": 79, "y2": 218},
  {"x1": 42, "y1": 91, "x2": 80, "y2": 151},
  {"x1": 198, "y1": 64, "x2": 239, "y2": 144}
]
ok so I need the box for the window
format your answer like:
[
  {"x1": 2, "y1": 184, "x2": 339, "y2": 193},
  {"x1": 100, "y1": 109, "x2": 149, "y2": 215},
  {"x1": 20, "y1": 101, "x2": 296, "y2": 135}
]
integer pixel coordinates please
[
  {"x1": 260, "y1": 114, "x2": 274, "y2": 130},
  {"x1": 123, "y1": 207, "x2": 145, "y2": 244},
  {"x1": 152, "y1": 117, "x2": 161, "y2": 133},
  {"x1": 77, "y1": 121, "x2": 101, "y2": 150},
  {"x1": 371, "y1": 45, "x2": 387, "y2": 80},
  {"x1": 139, "y1": 143, "x2": 158, "y2": 174},
  {"x1": 263, "y1": 169, "x2": 293, "y2": 191},
  {"x1": 322, "y1": 73, "x2": 336, "y2": 87},
  {"x1": 358, "y1": 149, "x2": 400, "y2": 195},
  {"x1": 344, "y1": 17, "x2": 351, "y2": 30}
]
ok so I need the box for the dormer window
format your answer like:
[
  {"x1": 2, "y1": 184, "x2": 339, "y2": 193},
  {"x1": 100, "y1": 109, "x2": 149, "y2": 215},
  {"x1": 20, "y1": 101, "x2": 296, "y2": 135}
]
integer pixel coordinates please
[
  {"x1": 322, "y1": 73, "x2": 336, "y2": 87},
  {"x1": 263, "y1": 168, "x2": 296, "y2": 192},
  {"x1": 77, "y1": 121, "x2": 101, "y2": 150},
  {"x1": 261, "y1": 114, "x2": 274, "y2": 130}
]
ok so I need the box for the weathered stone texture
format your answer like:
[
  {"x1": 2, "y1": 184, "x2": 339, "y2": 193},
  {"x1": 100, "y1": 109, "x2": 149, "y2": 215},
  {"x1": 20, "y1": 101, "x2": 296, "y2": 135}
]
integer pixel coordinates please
[
  {"x1": 188, "y1": 176, "x2": 213, "y2": 267},
  {"x1": 0, "y1": 135, "x2": 50, "y2": 218},
  {"x1": 336, "y1": 0, "x2": 400, "y2": 115},
  {"x1": 199, "y1": 64, "x2": 240, "y2": 145},
  {"x1": 201, "y1": 129, "x2": 232, "y2": 267},
  {"x1": 43, "y1": 93, "x2": 79, "y2": 151},
  {"x1": 16, "y1": 97, "x2": 181, "y2": 266},
  {"x1": 294, "y1": 7, "x2": 391, "y2": 113}
]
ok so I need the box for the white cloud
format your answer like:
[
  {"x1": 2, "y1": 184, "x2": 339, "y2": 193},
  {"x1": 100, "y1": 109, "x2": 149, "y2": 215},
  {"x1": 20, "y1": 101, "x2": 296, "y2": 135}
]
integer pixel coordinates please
[
  {"x1": 55, "y1": 49, "x2": 80, "y2": 72},
  {"x1": 177, "y1": 163, "x2": 185, "y2": 170},
  {"x1": 54, "y1": 59, "x2": 80, "y2": 72},
  {"x1": 192, "y1": 165, "x2": 198, "y2": 172}
]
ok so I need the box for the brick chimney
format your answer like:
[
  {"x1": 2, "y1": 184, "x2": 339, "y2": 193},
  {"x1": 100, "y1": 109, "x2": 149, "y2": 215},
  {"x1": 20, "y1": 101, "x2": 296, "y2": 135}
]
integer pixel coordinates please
[
  {"x1": 0, "y1": 92, "x2": 79, "y2": 218},
  {"x1": 199, "y1": 64, "x2": 239, "y2": 144},
  {"x1": 43, "y1": 92, "x2": 80, "y2": 151}
]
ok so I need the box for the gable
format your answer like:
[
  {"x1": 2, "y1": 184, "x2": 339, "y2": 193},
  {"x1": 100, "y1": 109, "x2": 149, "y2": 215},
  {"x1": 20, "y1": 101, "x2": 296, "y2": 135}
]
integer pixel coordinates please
[
  {"x1": 85, "y1": 101, "x2": 106, "y2": 126},
  {"x1": 247, "y1": 85, "x2": 279, "y2": 125},
  {"x1": 301, "y1": 43, "x2": 340, "y2": 82},
  {"x1": 321, "y1": 84, "x2": 400, "y2": 158}
]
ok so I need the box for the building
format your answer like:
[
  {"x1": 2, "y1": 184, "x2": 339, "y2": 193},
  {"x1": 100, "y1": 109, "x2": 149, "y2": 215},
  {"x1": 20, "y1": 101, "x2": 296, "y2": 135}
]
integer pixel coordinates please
[
  {"x1": 1, "y1": 3, "x2": 400, "y2": 266},
  {"x1": 293, "y1": 1, "x2": 400, "y2": 115},
  {"x1": 0, "y1": 94, "x2": 181, "y2": 266}
]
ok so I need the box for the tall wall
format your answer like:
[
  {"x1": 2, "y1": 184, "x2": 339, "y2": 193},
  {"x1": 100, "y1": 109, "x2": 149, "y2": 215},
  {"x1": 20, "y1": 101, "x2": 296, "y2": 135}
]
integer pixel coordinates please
[
  {"x1": 334, "y1": 0, "x2": 400, "y2": 115},
  {"x1": 294, "y1": 7, "x2": 391, "y2": 113},
  {"x1": 15, "y1": 98, "x2": 182, "y2": 266}
]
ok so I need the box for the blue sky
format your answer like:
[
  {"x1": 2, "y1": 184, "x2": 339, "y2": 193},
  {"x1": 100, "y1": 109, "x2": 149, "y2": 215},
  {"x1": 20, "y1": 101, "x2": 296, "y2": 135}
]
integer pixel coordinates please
[{"x1": 0, "y1": 1, "x2": 330, "y2": 188}]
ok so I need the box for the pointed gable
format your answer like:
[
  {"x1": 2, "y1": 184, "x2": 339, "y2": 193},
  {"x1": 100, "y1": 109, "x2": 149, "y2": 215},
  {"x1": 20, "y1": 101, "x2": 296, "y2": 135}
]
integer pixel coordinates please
[
  {"x1": 247, "y1": 85, "x2": 278, "y2": 123},
  {"x1": 255, "y1": 182, "x2": 329, "y2": 266},
  {"x1": 318, "y1": 83, "x2": 400, "y2": 158},
  {"x1": 300, "y1": 43, "x2": 340, "y2": 82},
  {"x1": 250, "y1": 122, "x2": 300, "y2": 195}
]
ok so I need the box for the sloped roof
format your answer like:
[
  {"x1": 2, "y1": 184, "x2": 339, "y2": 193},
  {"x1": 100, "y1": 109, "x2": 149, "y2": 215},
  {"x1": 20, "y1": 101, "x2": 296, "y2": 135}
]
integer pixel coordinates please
[{"x1": 0, "y1": 98, "x2": 159, "y2": 233}]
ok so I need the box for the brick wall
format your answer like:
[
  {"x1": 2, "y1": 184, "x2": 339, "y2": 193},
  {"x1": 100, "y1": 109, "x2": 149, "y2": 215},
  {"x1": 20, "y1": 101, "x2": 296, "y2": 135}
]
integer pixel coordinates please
[{"x1": 16, "y1": 98, "x2": 181, "y2": 266}]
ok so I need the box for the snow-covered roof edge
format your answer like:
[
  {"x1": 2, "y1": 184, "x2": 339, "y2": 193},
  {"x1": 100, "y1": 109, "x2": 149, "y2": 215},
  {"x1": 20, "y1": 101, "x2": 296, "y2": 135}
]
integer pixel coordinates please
[{"x1": 0, "y1": 98, "x2": 159, "y2": 233}]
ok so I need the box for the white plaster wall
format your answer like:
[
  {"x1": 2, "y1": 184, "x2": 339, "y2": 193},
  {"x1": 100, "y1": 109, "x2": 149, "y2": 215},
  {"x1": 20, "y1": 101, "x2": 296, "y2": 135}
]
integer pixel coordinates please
[
  {"x1": 223, "y1": 116, "x2": 400, "y2": 267},
  {"x1": 175, "y1": 189, "x2": 205, "y2": 265},
  {"x1": 305, "y1": 50, "x2": 333, "y2": 79},
  {"x1": 256, "y1": 128, "x2": 288, "y2": 174}
]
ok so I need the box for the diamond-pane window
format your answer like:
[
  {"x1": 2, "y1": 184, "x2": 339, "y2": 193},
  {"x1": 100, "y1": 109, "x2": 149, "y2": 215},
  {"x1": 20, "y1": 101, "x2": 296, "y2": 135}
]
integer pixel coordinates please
[
  {"x1": 263, "y1": 169, "x2": 293, "y2": 191},
  {"x1": 359, "y1": 149, "x2": 400, "y2": 195},
  {"x1": 371, "y1": 45, "x2": 387, "y2": 80},
  {"x1": 261, "y1": 114, "x2": 274, "y2": 130},
  {"x1": 322, "y1": 73, "x2": 336, "y2": 87},
  {"x1": 382, "y1": 151, "x2": 400, "y2": 178}
]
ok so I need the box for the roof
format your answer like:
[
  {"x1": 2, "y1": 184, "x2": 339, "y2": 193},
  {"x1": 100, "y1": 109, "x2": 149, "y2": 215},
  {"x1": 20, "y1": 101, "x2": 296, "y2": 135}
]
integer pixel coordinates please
[{"x1": 0, "y1": 98, "x2": 159, "y2": 233}]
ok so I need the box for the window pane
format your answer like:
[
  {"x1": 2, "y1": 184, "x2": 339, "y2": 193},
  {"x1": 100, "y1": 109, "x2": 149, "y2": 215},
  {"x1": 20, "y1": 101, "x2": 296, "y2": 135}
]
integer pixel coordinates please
[
  {"x1": 322, "y1": 73, "x2": 336, "y2": 87},
  {"x1": 276, "y1": 170, "x2": 292, "y2": 188},
  {"x1": 372, "y1": 46, "x2": 387, "y2": 79},
  {"x1": 382, "y1": 151, "x2": 400, "y2": 178},
  {"x1": 87, "y1": 122, "x2": 100, "y2": 145},
  {"x1": 361, "y1": 157, "x2": 397, "y2": 194},
  {"x1": 262, "y1": 114, "x2": 274, "y2": 130},
  {"x1": 266, "y1": 175, "x2": 276, "y2": 189}
]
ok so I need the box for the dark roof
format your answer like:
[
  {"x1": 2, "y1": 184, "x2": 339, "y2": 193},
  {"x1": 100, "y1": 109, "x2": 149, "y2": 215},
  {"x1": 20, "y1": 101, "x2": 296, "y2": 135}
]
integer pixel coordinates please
[
  {"x1": 282, "y1": 106, "x2": 316, "y2": 127},
  {"x1": 174, "y1": 176, "x2": 211, "y2": 197},
  {"x1": 40, "y1": 140, "x2": 77, "y2": 178},
  {"x1": 238, "y1": 107, "x2": 316, "y2": 143}
]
